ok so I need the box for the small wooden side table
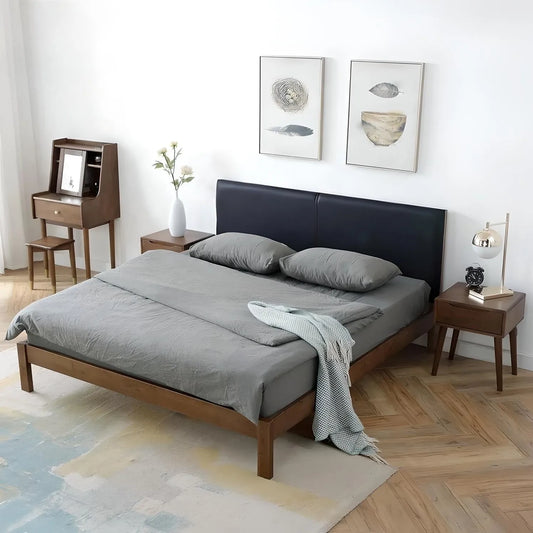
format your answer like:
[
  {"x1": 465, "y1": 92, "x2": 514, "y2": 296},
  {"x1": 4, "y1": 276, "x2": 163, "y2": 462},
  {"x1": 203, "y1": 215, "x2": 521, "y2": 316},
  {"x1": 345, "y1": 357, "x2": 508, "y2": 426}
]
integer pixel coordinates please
[
  {"x1": 140, "y1": 229, "x2": 213, "y2": 254},
  {"x1": 432, "y1": 282, "x2": 526, "y2": 391},
  {"x1": 33, "y1": 138, "x2": 120, "y2": 280}
]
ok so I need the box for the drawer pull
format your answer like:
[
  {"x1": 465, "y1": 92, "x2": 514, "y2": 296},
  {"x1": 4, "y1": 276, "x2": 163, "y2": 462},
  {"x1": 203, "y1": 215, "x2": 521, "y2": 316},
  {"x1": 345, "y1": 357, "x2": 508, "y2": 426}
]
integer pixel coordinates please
[{"x1": 54, "y1": 210, "x2": 60, "y2": 215}]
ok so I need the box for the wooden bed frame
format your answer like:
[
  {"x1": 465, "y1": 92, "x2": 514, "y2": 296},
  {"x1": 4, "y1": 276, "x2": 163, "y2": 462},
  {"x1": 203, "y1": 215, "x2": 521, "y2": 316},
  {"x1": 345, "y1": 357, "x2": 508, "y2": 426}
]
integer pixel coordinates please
[{"x1": 17, "y1": 180, "x2": 446, "y2": 479}]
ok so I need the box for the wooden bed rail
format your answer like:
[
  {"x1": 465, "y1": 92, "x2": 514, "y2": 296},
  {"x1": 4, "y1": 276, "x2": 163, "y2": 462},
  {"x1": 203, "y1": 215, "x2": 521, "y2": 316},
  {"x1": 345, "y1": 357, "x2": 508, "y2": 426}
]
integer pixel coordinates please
[
  {"x1": 16, "y1": 341, "x2": 316, "y2": 479},
  {"x1": 16, "y1": 308, "x2": 433, "y2": 479}
]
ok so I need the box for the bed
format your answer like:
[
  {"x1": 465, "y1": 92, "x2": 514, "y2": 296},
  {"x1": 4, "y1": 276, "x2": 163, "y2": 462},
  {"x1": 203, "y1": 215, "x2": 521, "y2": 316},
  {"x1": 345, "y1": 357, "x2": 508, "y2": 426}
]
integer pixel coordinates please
[{"x1": 8, "y1": 179, "x2": 446, "y2": 478}]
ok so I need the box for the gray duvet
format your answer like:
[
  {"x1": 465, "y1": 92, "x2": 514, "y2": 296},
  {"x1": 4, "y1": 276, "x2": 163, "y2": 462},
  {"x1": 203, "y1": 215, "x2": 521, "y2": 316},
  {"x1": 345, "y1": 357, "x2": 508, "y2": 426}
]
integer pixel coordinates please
[{"x1": 6, "y1": 251, "x2": 383, "y2": 422}]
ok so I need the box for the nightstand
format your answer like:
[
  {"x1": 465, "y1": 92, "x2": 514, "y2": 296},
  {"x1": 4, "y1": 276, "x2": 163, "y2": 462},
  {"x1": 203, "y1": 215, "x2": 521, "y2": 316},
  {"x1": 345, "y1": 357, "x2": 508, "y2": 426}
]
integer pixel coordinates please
[
  {"x1": 140, "y1": 229, "x2": 213, "y2": 254},
  {"x1": 432, "y1": 282, "x2": 526, "y2": 391}
]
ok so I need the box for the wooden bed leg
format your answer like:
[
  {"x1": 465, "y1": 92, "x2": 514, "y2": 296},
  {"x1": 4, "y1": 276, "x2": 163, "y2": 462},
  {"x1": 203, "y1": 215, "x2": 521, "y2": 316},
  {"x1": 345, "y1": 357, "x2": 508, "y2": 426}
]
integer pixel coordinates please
[
  {"x1": 17, "y1": 343, "x2": 34, "y2": 392},
  {"x1": 257, "y1": 420, "x2": 274, "y2": 479}
]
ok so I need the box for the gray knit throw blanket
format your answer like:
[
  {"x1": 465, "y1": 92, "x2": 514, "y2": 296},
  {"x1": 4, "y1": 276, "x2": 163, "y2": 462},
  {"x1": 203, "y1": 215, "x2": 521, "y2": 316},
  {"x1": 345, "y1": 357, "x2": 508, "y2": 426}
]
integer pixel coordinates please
[{"x1": 248, "y1": 301, "x2": 386, "y2": 463}]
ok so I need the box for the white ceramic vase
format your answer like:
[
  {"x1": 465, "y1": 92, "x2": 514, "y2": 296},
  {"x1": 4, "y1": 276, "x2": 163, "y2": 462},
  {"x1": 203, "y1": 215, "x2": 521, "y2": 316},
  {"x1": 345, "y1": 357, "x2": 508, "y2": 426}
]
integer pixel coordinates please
[{"x1": 168, "y1": 190, "x2": 186, "y2": 237}]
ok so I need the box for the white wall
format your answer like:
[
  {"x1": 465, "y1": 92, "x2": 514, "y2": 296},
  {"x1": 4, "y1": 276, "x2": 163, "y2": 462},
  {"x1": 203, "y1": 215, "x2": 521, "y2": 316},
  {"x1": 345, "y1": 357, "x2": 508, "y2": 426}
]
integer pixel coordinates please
[{"x1": 19, "y1": 0, "x2": 533, "y2": 368}]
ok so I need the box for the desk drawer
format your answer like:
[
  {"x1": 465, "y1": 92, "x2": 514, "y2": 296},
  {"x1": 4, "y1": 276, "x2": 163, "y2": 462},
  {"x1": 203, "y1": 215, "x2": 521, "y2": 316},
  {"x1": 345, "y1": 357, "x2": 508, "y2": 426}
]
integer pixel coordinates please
[
  {"x1": 141, "y1": 238, "x2": 184, "y2": 254},
  {"x1": 34, "y1": 199, "x2": 82, "y2": 227},
  {"x1": 436, "y1": 300, "x2": 503, "y2": 336}
]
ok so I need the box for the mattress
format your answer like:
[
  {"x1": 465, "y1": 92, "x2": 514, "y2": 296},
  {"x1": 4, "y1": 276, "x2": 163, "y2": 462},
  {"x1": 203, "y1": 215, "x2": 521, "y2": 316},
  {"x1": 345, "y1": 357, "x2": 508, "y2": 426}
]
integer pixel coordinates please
[
  {"x1": 8, "y1": 251, "x2": 429, "y2": 421},
  {"x1": 257, "y1": 273, "x2": 429, "y2": 416}
]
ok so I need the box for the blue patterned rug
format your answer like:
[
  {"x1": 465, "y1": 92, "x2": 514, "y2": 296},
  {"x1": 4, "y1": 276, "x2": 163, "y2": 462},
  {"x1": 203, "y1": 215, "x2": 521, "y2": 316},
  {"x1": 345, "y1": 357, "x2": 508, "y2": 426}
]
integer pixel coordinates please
[{"x1": 0, "y1": 347, "x2": 394, "y2": 532}]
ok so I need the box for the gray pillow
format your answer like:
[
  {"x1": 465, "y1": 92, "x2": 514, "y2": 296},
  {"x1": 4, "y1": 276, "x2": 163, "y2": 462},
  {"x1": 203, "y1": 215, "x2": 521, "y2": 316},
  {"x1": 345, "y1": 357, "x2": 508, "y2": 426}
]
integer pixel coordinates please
[
  {"x1": 279, "y1": 247, "x2": 401, "y2": 292},
  {"x1": 189, "y1": 232, "x2": 295, "y2": 274}
]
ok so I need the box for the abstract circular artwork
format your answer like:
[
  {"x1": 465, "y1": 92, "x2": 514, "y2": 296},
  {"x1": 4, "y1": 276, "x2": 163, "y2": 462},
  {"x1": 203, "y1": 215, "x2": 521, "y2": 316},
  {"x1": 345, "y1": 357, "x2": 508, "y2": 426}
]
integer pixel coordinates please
[{"x1": 271, "y1": 78, "x2": 308, "y2": 112}]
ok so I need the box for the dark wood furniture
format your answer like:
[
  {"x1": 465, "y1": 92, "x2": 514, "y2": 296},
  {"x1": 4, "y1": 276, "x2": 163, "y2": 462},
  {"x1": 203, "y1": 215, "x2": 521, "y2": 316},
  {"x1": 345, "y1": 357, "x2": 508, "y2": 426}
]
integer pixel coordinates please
[
  {"x1": 17, "y1": 179, "x2": 446, "y2": 479},
  {"x1": 26, "y1": 235, "x2": 77, "y2": 293},
  {"x1": 432, "y1": 282, "x2": 526, "y2": 391},
  {"x1": 140, "y1": 229, "x2": 212, "y2": 254},
  {"x1": 32, "y1": 138, "x2": 120, "y2": 280}
]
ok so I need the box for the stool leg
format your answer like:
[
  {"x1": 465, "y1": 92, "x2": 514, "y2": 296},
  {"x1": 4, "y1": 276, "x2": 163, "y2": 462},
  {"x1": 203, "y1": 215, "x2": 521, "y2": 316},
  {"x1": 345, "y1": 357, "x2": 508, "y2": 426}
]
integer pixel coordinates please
[
  {"x1": 27, "y1": 246, "x2": 34, "y2": 290},
  {"x1": 494, "y1": 337, "x2": 503, "y2": 391},
  {"x1": 40, "y1": 219, "x2": 49, "y2": 277},
  {"x1": 48, "y1": 250, "x2": 56, "y2": 293},
  {"x1": 509, "y1": 327, "x2": 518, "y2": 376},
  {"x1": 69, "y1": 243, "x2": 77, "y2": 284}
]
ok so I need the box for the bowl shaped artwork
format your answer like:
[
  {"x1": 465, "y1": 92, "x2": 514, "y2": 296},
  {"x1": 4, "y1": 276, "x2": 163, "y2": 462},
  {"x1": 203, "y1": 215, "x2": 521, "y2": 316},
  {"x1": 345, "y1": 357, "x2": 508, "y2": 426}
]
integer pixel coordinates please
[{"x1": 361, "y1": 111, "x2": 407, "y2": 146}]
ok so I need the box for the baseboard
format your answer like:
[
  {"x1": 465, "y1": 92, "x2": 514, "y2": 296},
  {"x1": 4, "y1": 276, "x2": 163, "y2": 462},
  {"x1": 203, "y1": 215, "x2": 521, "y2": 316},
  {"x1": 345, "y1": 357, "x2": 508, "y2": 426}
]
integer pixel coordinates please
[{"x1": 415, "y1": 333, "x2": 533, "y2": 371}]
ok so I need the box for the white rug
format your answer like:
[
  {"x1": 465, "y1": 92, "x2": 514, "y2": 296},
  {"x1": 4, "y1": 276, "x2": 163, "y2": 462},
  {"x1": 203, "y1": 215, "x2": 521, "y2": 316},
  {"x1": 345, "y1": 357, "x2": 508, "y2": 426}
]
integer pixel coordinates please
[{"x1": 0, "y1": 347, "x2": 395, "y2": 532}]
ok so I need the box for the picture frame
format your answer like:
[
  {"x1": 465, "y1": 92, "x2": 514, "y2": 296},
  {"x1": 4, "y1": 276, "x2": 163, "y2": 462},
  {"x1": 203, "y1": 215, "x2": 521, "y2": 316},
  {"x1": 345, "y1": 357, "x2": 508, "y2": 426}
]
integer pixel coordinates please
[
  {"x1": 260, "y1": 56, "x2": 324, "y2": 160},
  {"x1": 346, "y1": 60, "x2": 424, "y2": 172},
  {"x1": 56, "y1": 148, "x2": 86, "y2": 196}
]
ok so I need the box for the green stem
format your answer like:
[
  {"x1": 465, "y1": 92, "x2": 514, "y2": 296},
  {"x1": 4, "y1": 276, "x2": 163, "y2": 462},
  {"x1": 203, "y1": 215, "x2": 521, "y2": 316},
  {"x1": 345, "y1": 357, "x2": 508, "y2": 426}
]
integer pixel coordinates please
[{"x1": 163, "y1": 152, "x2": 174, "y2": 180}]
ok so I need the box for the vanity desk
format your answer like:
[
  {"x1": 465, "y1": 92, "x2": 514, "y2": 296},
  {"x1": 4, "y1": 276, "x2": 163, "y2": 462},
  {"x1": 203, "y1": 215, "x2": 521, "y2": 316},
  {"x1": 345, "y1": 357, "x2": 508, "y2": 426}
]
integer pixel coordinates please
[{"x1": 32, "y1": 138, "x2": 120, "y2": 279}]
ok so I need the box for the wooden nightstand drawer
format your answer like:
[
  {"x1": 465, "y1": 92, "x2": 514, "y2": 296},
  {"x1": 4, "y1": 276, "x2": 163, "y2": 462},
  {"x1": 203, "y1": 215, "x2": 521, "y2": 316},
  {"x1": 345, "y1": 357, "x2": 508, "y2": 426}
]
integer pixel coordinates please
[
  {"x1": 34, "y1": 199, "x2": 82, "y2": 227},
  {"x1": 436, "y1": 300, "x2": 503, "y2": 335},
  {"x1": 141, "y1": 238, "x2": 184, "y2": 254},
  {"x1": 140, "y1": 229, "x2": 213, "y2": 254}
]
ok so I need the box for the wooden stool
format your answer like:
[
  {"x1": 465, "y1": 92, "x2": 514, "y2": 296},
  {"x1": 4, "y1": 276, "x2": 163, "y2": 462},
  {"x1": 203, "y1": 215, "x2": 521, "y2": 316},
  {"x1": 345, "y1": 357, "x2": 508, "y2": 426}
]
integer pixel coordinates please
[{"x1": 26, "y1": 236, "x2": 77, "y2": 293}]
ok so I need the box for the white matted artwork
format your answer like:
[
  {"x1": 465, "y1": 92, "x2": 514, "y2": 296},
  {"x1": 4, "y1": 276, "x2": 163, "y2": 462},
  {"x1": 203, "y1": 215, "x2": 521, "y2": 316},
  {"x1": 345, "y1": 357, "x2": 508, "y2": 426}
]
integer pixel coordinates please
[
  {"x1": 346, "y1": 60, "x2": 424, "y2": 172},
  {"x1": 56, "y1": 148, "x2": 86, "y2": 196},
  {"x1": 260, "y1": 56, "x2": 324, "y2": 160}
]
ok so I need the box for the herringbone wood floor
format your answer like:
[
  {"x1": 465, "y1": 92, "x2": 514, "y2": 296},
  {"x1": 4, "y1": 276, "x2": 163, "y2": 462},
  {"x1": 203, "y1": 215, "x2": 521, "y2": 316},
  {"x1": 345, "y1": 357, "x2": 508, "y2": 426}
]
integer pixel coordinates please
[{"x1": 2, "y1": 264, "x2": 533, "y2": 532}]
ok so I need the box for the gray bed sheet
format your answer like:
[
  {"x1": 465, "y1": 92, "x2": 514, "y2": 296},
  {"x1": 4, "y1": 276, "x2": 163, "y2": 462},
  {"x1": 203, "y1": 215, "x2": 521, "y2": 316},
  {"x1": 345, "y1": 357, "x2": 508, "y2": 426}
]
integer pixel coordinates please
[
  {"x1": 259, "y1": 273, "x2": 429, "y2": 416},
  {"x1": 7, "y1": 251, "x2": 429, "y2": 421}
]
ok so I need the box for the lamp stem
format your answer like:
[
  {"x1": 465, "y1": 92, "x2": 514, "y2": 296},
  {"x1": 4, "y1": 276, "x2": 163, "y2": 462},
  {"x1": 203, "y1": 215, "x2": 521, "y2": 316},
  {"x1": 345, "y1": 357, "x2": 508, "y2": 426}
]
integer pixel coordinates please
[{"x1": 500, "y1": 213, "x2": 510, "y2": 292}]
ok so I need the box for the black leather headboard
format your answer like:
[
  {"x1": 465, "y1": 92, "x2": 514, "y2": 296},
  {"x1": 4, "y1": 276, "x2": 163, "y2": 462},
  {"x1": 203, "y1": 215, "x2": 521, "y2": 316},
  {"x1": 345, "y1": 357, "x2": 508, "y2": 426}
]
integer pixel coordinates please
[
  {"x1": 216, "y1": 179, "x2": 446, "y2": 300},
  {"x1": 215, "y1": 179, "x2": 317, "y2": 251}
]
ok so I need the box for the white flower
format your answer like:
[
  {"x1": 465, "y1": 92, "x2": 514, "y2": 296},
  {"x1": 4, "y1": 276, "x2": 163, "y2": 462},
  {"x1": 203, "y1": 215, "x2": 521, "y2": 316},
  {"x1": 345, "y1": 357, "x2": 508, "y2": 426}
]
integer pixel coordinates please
[{"x1": 154, "y1": 141, "x2": 196, "y2": 192}]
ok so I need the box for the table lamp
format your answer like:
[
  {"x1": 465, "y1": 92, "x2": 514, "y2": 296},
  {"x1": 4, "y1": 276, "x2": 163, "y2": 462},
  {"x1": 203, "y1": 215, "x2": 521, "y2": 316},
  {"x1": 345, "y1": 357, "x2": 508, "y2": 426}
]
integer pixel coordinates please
[{"x1": 470, "y1": 212, "x2": 513, "y2": 300}]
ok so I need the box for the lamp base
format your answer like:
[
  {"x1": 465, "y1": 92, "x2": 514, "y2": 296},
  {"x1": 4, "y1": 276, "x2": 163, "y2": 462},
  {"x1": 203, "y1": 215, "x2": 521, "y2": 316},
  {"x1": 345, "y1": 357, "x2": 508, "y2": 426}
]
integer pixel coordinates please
[{"x1": 469, "y1": 286, "x2": 514, "y2": 301}]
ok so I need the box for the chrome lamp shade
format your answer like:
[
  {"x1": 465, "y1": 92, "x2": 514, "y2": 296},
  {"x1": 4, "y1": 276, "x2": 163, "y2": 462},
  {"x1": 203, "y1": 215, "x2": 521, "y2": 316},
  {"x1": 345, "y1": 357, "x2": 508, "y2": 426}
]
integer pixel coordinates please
[{"x1": 470, "y1": 213, "x2": 513, "y2": 300}]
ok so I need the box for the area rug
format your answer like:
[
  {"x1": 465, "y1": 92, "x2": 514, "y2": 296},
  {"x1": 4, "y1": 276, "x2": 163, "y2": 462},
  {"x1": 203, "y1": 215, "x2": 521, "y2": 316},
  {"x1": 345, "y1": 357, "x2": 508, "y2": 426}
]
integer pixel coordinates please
[{"x1": 0, "y1": 347, "x2": 395, "y2": 532}]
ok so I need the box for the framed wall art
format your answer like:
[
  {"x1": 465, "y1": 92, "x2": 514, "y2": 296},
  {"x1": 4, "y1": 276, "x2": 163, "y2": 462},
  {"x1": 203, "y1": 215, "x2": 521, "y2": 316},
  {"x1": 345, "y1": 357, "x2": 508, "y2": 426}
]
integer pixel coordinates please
[
  {"x1": 56, "y1": 148, "x2": 86, "y2": 196},
  {"x1": 346, "y1": 60, "x2": 424, "y2": 172},
  {"x1": 260, "y1": 56, "x2": 324, "y2": 160}
]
